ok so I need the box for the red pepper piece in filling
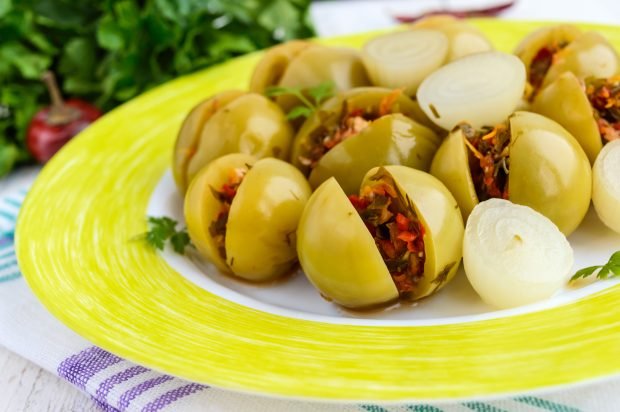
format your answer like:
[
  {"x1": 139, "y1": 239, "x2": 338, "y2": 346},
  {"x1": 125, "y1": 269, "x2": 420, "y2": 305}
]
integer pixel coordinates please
[
  {"x1": 347, "y1": 176, "x2": 426, "y2": 296},
  {"x1": 586, "y1": 77, "x2": 620, "y2": 143},
  {"x1": 527, "y1": 41, "x2": 569, "y2": 100},
  {"x1": 461, "y1": 122, "x2": 511, "y2": 201},
  {"x1": 208, "y1": 168, "x2": 247, "y2": 259}
]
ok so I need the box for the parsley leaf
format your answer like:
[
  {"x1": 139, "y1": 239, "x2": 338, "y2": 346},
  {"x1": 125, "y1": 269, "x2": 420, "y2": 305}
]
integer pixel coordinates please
[
  {"x1": 144, "y1": 216, "x2": 192, "y2": 255},
  {"x1": 570, "y1": 251, "x2": 620, "y2": 281},
  {"x1": 266, "y1": 81, "x2": 334, "y2": 120}
]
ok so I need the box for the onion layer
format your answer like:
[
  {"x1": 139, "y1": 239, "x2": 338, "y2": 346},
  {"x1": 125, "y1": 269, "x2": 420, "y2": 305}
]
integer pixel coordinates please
[
  {"x1": 593, "y1": 140, "x2": 620, "y2": 234},
  {"x1": 417, "y1": 52, "x2": 526, "y2": 130},
  {"x1": 463, "y1": 199, "x2": 573, "y2": 309},
  {"x1": 362, "y1": 30, "x2": 448, "y2": 95}
]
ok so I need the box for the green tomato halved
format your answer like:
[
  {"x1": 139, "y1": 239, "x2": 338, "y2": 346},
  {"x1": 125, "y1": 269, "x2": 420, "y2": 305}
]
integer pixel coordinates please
[
  {"x1": 185, "y1": 154, "x2": 311, "y2": 281},
  {"x1": 531, "y1": 72, "x2": 602, "y2": 164},
  {"x1": 430, "y1": 111, "x2": 592, "y2": 235},
  {"x1": 291, "y1": 87, "x2": 439, "y2": 193},
  {"x1": 174, "y1": 92, "x2": 293, "y2": 193},
  {"x1": 297, "y1": 166, "x2": 463, "y2": 309}
]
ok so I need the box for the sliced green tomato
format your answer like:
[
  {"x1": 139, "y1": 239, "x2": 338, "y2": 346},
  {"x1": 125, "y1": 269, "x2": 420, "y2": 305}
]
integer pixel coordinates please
[
  {"x1": 514, "y1": 24, "x2": 582, "y2": 78},
  {"x1": 291, "y1": 87, "x2": 435, "y2": 174},
  {"x1": 531, "y1": 72, "x2": 602, "y2": 164},
  {"x1": 249, "y1": 41, "x2": 315, "y2": 94},
  {"x1": 509, "y1": 111, "x2": 591, "y2": 236},
  {"x1": 173, "y1": 90, "x2": 245, "y2": 192},
  {"x1": 430, "y1": 128, "x2": 478, "y2": 220},
  {"x1": 226, "y1": 158, "x2": 311, "y2": 281},
  {"x1": 543, "y1": 31, "x2": 620, "y2": 89},
  {"x1": 362, "y1": 166, "x2": 464, "y2": 299},
  {"x1": 308, "y1": 114, "x2": 439, "y2": 194},
  {"x1": 275, "y1": 46, "x2": 370, "y2": 113},
  {"x1": 184, "y1": 153, "x2": 257, "y2": 274},
  {"x1": 297, "y1": 178, "x2": 398, "y2": 308},
  {"x1": 185, "y1": 93, "x2": 292, "y2": 185}
]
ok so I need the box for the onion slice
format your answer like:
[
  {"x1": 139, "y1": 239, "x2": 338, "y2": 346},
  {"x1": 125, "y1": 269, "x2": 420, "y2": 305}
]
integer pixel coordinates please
[
  {"x1": 463, "y1": 199, "x2": 573, "y2": 309},
  {"x1": 417, "y1": 51, "x2": 526, "y2": 130},
  {"x1": 593, "y1": 140, "x2": 620, "y2": 234},
  {"x1": 362, "y1": 30, "x2": 448, "y2": 95}
]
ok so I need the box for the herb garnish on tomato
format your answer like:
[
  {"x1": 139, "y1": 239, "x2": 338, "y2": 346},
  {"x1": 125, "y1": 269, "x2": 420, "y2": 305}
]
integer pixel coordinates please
[{"x1": 349, "y1": 169, "x2": 426, "y2": 295}]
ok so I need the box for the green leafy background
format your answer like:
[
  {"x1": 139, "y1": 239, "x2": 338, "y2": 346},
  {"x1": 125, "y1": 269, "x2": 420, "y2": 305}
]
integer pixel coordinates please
[{"x1": 0, "y1": 0, "x2": 314, "y2": 177}]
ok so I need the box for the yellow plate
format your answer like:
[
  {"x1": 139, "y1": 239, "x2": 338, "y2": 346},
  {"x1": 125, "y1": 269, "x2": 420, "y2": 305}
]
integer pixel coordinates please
[{"x1": 16, "y1": 20, "x2": 620, "y2": 402}]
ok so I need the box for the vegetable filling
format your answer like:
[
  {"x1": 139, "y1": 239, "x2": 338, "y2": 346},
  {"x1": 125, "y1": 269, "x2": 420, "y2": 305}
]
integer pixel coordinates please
[
  {"x1": 299, "y1": 90, "x2": 403, "y2": 169},
  {"x1": 586, "y1": 77, "x2": 620, "y2": 143},
  {"x1": 527, "y1": 41, "x2": 569, "y2": 100},
  {"x1": 209, "y1": 167, "x2": 247, "y2": 259},
  {"x1": 460, "y1": 122, "x2": 511, "y2": 201},
  {"x1": 348, "y1": 169, "x2": 426, "y2": 295}
]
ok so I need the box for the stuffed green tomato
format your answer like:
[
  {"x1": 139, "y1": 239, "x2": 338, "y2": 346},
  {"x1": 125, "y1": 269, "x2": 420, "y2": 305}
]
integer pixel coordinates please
[
  {"x1": 515, "y1": 25, "x2": 619, "y2": 101},
  {"x1": 531, "y1": 73, "x2": 620, "y2": 163},
  {"x1": 297, "y1": 166, "x2": 464, "y2": 309},
  {"x1": 290, "y1": 88, "x2": 441, "y2": 194},
  {"x1": 430, "y1": 111, "x2": 591, "y2": 235},
  {"x1": 185, "y1": 154, "x2": 311, "y2": 281},
  {"x1": 173, "y1": 91, "x2": 293, "y2": 193}
]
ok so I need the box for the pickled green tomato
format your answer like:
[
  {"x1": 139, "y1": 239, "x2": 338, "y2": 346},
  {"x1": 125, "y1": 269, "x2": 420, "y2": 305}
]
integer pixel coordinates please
[
  {"x1": 176, "y1": 93, "x2": 293, "y2": 193},
  {"x1": 291, "y1": 87, "x2": 440, "y2": 194},
  {"x1": 531, "y1": 72, "x2": 602, "y2": 164},
  {"x1": 249, "y1": 40, "x2": 314, "y2": 94},
  {"x1": 274, "y1": 46, "x2": 371, "y2": 113},
  {"x1": 430, "y1": 111, "x2": 591, "y2": 235},
  {"x1": 173, "y1": 90, "x2": 244, "y2": 192},
  {"x1": 297, "y1": 166, "x2": 463, "y2": 309},
  {"x1": 185, "y1": 154, "x2": 311, "y2": 281}
]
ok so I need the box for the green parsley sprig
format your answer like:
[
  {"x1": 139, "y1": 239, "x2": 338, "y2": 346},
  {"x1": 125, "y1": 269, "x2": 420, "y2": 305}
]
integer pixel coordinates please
[
  {"x1": 266, "y1": 81, "x2": 334, "y2": 120},
  {"x1": 143, "y1": 216, "x2": 192, "y2": 255},
  {"x1": 571, "y1": 251, "x2": 620, "y2": 281}
]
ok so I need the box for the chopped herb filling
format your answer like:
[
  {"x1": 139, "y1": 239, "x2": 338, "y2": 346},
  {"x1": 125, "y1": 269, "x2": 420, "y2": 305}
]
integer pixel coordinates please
[{"x1": 586, "y1": 76, "x2": 620, "y2": 143}]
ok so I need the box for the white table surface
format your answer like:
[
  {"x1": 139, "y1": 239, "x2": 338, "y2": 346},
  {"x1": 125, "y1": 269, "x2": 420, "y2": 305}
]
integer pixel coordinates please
[{"x1": 1, "y1": 0, "x2": 618, "y2": 410}]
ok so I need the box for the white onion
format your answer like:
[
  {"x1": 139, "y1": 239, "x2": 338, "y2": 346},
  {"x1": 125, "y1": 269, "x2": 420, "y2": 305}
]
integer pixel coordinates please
[
  {"x1": 417, "y1": 51, "x2": 526, "y2": 130},
  {"x1": 362, "y1": 30, "x2": 448, "y2": 95},
  {"x1": 593, "y1": 140, "x2": 620, "y2": 233},
  {"x1": 463, "y1": 199, "x2": 574, "y2": 309}
]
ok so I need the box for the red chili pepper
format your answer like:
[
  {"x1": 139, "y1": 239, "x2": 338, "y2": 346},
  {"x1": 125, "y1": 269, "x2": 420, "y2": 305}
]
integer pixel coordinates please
[
  {"x1": 395, "y1": 213, "x2": 410, "y2": 231},
  {"x1": 397, "y1": 231, "x2": 416, "y2": 242},
  {"x1": 27, "y1": 72, "x2": 101, "y2": 163}
]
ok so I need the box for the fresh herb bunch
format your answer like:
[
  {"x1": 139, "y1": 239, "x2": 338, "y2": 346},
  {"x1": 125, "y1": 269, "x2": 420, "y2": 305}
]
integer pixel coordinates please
[
  {"x1": 0, "y1": 0, "x2": 314, "y2": 177},
  {"x1": 144, "y1": 216, "x2": 192, "y2": 255},
  {"x1": 266, "y1": 81, "x2": 335, "y2": 119},
  {"x1": 571, "y1": 251, "x2": 620, "y2": 281}
]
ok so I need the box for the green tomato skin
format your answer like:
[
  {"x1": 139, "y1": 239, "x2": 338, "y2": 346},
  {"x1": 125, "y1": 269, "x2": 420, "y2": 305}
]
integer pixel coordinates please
[
  {"x1": 275, "y1": 46, "x2": 371, "y2": 113},
  {"x1": 430, "y1": 128, "x2": 478, "y2": 221},
  {"x1": 184, "y1": 154, "x2": 257, "y2": 274},
  {"x1": 430, "y1": 112, "x2": 592, "y2": 235},
  {"x1": 249, "y1": 40, "x2": 314, "y2": 94},
  {"x1": 531, "y1": 72, "x2": 602, "y2": 165},
  {"x1": 363, "y1": 166, "x2": 464, "y2": 299},
  {"x1": 509, "y1": 111, "x2": 592, "y2": 236},
  {"x1": 226, "y1": 158, "x2": 311, "y2": 281},
  {"x1": 185, "y1": 154, "x2": 311, "y2": 282},
  {"x1": 182, "y1": 93, "x2": 293, "y2": 190},
  {"x1": 173, "y1": 90, "x2": 245, "y2": 192},
  {"x1": 308, "y1": 114, "x2": 440, "y2": 194},
  {"x1": 298, "y1": 167, "x2": 463, "y2": 308},
  {"x1": 543, "y1": 31, "x2": 620, "y2": 89},
  {"x1": 297, "y1": 178, "x2": 399, "y2": 309},
  {"x1": 291, "y1": 87, "x2": 439, "y2": 178}
]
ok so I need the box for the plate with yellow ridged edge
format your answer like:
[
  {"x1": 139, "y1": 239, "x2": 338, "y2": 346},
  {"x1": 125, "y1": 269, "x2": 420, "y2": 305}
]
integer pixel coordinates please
[{"x1": 15, "y1": 20, "x2": 620, "y2": 402}]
